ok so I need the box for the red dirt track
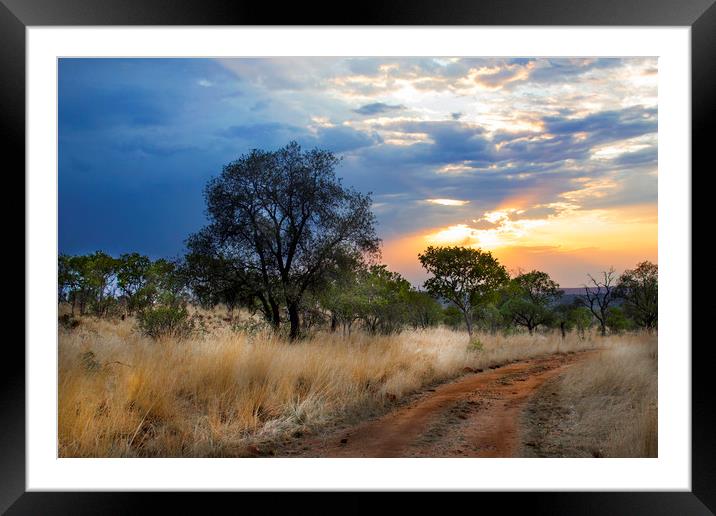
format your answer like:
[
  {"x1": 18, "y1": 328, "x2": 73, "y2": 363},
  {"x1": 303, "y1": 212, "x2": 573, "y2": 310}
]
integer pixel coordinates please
[{"x1": 280, "y1": 351, "x2": 595, "y2": 458}]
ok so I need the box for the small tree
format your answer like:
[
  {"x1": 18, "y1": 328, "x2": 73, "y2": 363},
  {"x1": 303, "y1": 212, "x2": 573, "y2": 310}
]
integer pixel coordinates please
[
  {"x1": 320, "y1": 258, "x2": 364, "y2": 335},
  {"x1": 553, "y1": 303, "x2": 593, "y2": 339},
  {"x1": 116, "y1": 252, "x2": 153, "y2": 315},
  {"x1": 579, "y1": 268, "x2": 618, "y2": 336},
  {"x1": 58, "y1": 253, "x2": 82, "y2": 312},
  {"x1": 442, "y1": 305, "x2": 464, "y2": 330},
  {"x1": 606, "y1": 306, "x2": 634, "y2": 334},
  {"x1": 616, "y1": 261, "x2": 658, "y2": 331},
  {"x1": 355, "y1": 265, "x2": 411, "y2": 335},
  {"x1": 501, "y1": 270, "x2": 562, "y2": 335},
  {"x1": 404, "y1": 290, "x2": 443, "y2": 330},
  {"x1": 419, "y1": 246, "x2": 509, "y2": 338}
]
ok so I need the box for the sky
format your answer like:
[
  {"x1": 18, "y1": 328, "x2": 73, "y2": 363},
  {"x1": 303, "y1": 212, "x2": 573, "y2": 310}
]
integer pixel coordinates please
[{"x1": 58, "y1": 57, "x2": 657, "y2": 287}]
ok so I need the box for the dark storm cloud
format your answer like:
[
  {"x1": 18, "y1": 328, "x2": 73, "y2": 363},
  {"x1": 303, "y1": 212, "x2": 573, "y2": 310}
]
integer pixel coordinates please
[
  {"x1": 58, "y1": 57, "x2": 657, "y2": 260},
  {"x1": 218, "y1": 122, "x2": 380, "y2": 153}
]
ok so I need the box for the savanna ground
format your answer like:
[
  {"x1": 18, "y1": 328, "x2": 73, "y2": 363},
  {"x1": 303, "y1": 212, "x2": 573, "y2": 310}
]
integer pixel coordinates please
[{"x1": 58, "y1": 305, "x2": 657, "y2": 458}]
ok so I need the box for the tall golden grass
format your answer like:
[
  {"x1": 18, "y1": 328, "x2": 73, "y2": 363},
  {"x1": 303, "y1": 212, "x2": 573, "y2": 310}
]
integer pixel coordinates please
[
  {"x1": 58, "y1": 310, "x2": 650, "y2": 457},
  {"x1": 553, "y1": 334, "x2": 658, "y2": 457}
]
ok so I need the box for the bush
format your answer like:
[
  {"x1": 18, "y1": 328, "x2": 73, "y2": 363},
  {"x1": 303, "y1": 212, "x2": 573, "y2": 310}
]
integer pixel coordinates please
[
  {"x1": 231, "y1": 317, "x2": 271, "y2": 336},
  {"x1": 137, "y1": 305, "x2": 194, "y2": 340},
  {"x1": 468, "y1": 338, "x2": 484, "y2": 352},
  {"x1": 59, "y1": 313, "x2": 81, "y2": 329},
  {"x1": 606, "y1": 306, "x2": 635, "y2": 334}
]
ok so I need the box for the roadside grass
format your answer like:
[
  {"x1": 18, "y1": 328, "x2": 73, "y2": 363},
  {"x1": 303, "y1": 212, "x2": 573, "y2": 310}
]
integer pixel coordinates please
[
  {"x1": 58, "y1": 310, "x2": 651, "y2": 457},
  {"x1": 553, "y1": 334, "x2": 658, "y2": 457}
]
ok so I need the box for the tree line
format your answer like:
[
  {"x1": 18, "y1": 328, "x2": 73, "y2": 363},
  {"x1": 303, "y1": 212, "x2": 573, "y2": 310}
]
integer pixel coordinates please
[{"x1": 58, "y1": 142, "x2": 657, "y2": 340}]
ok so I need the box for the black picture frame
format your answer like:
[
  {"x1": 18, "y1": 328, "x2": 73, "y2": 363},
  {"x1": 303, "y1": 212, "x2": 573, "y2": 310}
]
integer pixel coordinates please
[{"x1": 4, "y1": 0, "x2": 713, "y2": 513}]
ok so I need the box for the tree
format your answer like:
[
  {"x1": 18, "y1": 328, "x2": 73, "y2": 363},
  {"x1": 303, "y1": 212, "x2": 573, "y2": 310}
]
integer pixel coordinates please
[
  {"x1": 605, "y1": 306, "x2": 634, "y2": 334},
  {"x1": 616, "y1": 261, "x2": 658, "y2": 331},
  {"x1": 356, "y1": 264, "x2": 411, "y2": 335},
  {"x1": 553, "y1": 302, "x2": 592, "y2": 339},
  {"x1": 442, "y1": 305, "x2": 465, "y2": 330},
  {"x1": 474, "y1": 303, "x2": 505, "y2": 334},
  {"x1": 418, "y1": 246, "x2": 509, "y2": 338},
  {"x1": 58, "y1": 254, "x2": 78, "y2": 308},
  {"x1": 319, "y1": 254, "x2": 365, "y2": 335},
  {"x1": 501, "y1": 270, "x2": 563, "y2": 335},
  {"x1": 404, "y1": 290, "x2": 443, "y2": 330},
  {"x1": 578, "y1": 268, "x2": 618, "y2": 336},
  {"x1": 116, "y1": 252, "x2": 153, "y2": 314},
  {"x1": 187, "y1": 141, "x2": 380, "y2": 340}
]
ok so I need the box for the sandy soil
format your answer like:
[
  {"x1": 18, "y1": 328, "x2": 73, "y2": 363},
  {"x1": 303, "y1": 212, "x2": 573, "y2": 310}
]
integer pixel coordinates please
[{"x1": 273, "y1": 350, "x2": 595, "y2": 458}]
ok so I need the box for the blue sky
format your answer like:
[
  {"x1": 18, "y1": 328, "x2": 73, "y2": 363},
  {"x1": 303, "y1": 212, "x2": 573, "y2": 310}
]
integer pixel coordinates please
[{"x1": 59, "y1": 57, "x2": 657, "y2": 286}]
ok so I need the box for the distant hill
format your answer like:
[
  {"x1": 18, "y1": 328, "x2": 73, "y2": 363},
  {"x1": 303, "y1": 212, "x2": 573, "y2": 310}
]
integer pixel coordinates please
[
  {"x1": 433, "y1": 287, "x2": 622, "y2": 309},
  {"x1": 557, "y1": 287, "x2": 623, "y2": 307}
]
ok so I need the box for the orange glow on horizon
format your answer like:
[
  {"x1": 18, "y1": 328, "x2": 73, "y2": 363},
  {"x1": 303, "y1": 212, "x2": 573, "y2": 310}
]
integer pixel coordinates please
[{"x1": 380, "y1": 203, "x2": 657, "y2": 287}]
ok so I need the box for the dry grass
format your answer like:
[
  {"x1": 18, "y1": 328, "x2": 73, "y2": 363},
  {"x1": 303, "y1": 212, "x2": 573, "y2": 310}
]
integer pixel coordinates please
[
  {"x1": 542, "y1": 333, "x2": 658, "y2": 457},
  {"x1": 57, "y1": 310, "x2": 643, "y2": 457}
]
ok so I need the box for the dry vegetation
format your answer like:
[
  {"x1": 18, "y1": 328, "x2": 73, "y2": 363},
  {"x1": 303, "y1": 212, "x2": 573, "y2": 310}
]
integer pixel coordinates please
[
  {"x1": 522, "y1": 333, "x2": 657, "y2": 458},
  {"x1": 59, "y1": 309, "x2": 580, "y2": 457},
  {"x1": 58, "y1": 306, "x2": 656, "y2": 458}
]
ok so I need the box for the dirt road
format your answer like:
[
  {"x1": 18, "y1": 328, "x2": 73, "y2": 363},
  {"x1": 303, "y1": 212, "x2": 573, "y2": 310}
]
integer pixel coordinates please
[{"x1": 277, "y1": 351, "x2": 595, "y2": 458}]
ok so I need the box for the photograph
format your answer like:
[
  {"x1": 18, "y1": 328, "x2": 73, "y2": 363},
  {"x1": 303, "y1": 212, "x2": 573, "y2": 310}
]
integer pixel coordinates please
[{"x1": 57, "y1": 56, "x2": 659, "y2": 459}]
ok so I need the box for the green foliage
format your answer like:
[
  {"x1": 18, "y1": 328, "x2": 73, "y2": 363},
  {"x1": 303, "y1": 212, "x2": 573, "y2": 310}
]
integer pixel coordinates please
[
  {"x1": 404, "y1": 290, "x2": 443, "y2": 330},
  {"x1": 187, "y1": 141, "x2": 380, "y2": 340},
  {"x1": 419, "y1": 246, "x2": 509, "y2": 336},
  {"x1": 59, "y1": 251, "x2": 187, "y2": 321},
  {"x1": 357, "y1": 265, "x2": 412, "y2": 335},
  {"x1": 606, "y1": 306, "x2": 635, "y2": 334},
  {"x1": 467, "y1": 338, "x2": 484, "y2": 352},
  {"x1": 474, "y1": 303, "x2": 505, "y2": 333},
  {"x1": 571, "y1": 306, "x2": 593, "y2": 337},
  {"x1": 552, "y1": 303, "x2": 593, "y2": 338},
  {"x1": 616, "y1": 261, "x2": 658, "y2": 331},
  {"x1": 501, "y1": 270, "x2": 562, "y2": 334},
  {"x1": 442, "y1": 305, "x2": 464, "y2": 330},
  {"x1": 231, "y1": 317, "x2": 271, "y2": 336},
  {"x1": 116, "y1": 252, "x2": 153, "y2": 313},
  {"x1": 137, "y1": 304, "x2": 195, "y2": 340}
]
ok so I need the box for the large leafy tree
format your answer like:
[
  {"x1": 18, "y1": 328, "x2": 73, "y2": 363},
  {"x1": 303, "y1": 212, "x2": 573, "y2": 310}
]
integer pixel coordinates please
[
  {"x1": 418, "y1": 246, "x2": 509, "y2": 338},
  {"x1": 502, "y1": 270, "x2": 563, "y2": 335},
  {"x1": 186, "y1": 141, "x2": 380, "y2": 340},
  {"x1": 616, "y1": 261, "x2": 658, "y2": 331}
]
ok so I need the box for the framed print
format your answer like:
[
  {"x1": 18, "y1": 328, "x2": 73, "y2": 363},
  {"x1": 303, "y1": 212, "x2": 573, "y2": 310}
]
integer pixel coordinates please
[{"x1": 4, "y1": 0, "x2": 714, "y2": 513}]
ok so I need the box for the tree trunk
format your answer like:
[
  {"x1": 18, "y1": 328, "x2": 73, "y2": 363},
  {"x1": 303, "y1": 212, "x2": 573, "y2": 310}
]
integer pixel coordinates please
[
  {"x1": 528, "y1": 325, "x2": 534, "y2": 335},
  {"x1": 330, "y1": 313, "x2": 337, "y2": 333},
  {"x1": 288, "y1": 302, "x2": 300, "y2": 340},
  {"x1": 269, "y1": 298, "x2": 281, "y2": 330},
  {"x1": 560, "y1": 321, "x2": 566, "y2": 339},
  {"x1": 463, "y1": 310, "x2": 473, "y2": 338}
]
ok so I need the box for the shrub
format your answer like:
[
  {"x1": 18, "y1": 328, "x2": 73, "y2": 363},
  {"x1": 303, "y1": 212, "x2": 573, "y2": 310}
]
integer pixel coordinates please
[
  {"x1": 59, "y1": 313, "x2": 81, "y2": 330},
  {"x1": 137, "y1": 305, "x2": 194, "y2": 340},
  {"x1": 468, "y1": 338, "x2": 484, "y2": 352},
  {"x1": 231, "y1": 318, "x2": 271, "y2": 336},
  {"x1": 606, "y1": 306, "x2": 635, "y2": 334}
]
